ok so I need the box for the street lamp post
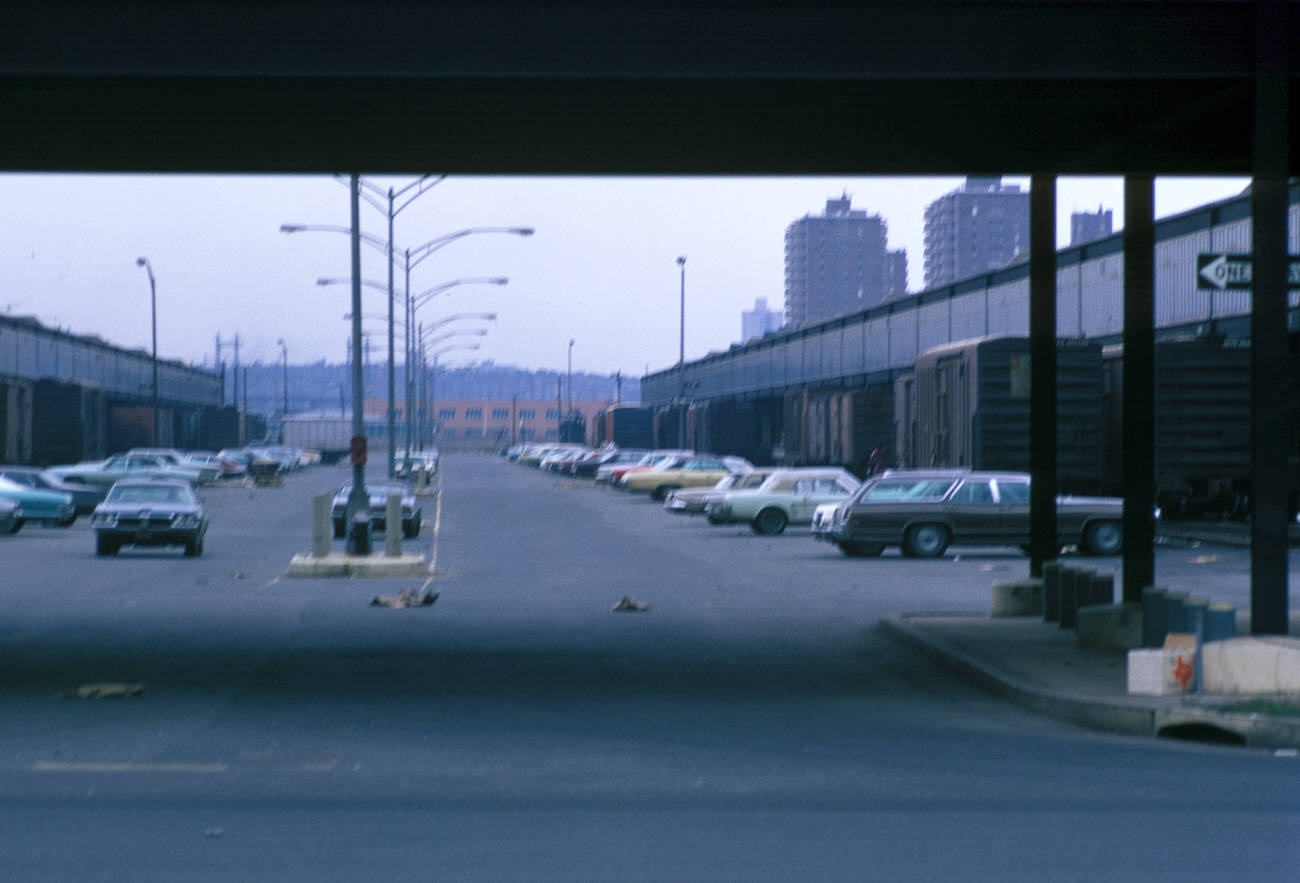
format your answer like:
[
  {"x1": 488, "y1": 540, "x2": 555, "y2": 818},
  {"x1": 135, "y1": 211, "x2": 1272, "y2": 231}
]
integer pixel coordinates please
[
  {"x1": 277, "y1": 338, "x2": 289, "y2": 428},
  {"x1": 676, "y1": 255, "x2": 687, "y2": 449},
  {"x1": 134, "y1": 257, "x2": 160, "y2": 444},
  {"x1": 567, "y1": 339, "x2": 574, "y2": 415}
]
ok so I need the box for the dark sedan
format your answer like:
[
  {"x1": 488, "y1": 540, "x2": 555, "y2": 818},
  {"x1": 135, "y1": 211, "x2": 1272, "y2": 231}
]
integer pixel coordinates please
[
  {"x1": 821, "y1": 468, "x2": 1124, "y2": 558},
  {"x1": 331, "y1": 481, "x2": 422, "y2": 538},
  {"x1": 90, "y1": 478, "x2": 208, "y2": 557}
]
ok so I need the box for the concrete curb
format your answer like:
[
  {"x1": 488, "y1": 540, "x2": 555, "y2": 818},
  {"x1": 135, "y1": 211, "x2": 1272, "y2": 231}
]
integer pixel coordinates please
[
  {"x1": 285, "y1": 553, "x2": 431, "y2": 579},
  {"x1": 878, "y1": 615, "x2": 1300, "y2": 750}
]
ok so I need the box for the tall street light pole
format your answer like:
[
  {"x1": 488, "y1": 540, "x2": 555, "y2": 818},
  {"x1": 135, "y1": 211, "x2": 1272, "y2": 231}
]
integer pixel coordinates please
[
  {"x1": 135, "y1": 257, "x2": 160, "y2": 444},
  {"x1": 347, "y1": 176, "x2": 367, "y2": 531},
  {"x1": 277, "y1": 338, "x2": 289, "y2": 425},
  {"x1": 567, "y1": 339, "x2": 574, "y2": 414},
  {"x1": 677, "y1": 255, "x2": 687, "y2": 449}
]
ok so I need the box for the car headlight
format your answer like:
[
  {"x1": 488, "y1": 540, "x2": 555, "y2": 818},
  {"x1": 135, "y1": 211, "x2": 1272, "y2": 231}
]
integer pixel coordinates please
[
  {"x1": 91, "y1": 512, "x2": 115, "y2": 527},
  {"x1": 172, "y1": 513, "x2": 201, "y2": 528}
]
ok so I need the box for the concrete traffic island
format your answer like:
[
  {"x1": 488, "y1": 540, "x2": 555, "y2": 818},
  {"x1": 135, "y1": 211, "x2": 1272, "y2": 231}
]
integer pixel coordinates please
[
  {"x1": 286, "y1": 552, "x2": 431, "y2": 578},
  {"x1": 285, "y1": 490, "x2": 431, "y2": 578}
]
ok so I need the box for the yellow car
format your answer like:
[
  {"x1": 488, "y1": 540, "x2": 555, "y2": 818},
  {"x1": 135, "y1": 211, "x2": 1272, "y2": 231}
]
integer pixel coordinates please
[{"x1": 617, "y1": 455, "x2": 753, "y2": 500}]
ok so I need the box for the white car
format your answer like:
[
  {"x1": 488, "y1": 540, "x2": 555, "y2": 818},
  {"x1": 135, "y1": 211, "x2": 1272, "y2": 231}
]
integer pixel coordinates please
[{"x1": 704, "y1": 468, "x2": 862, "y2": 535}]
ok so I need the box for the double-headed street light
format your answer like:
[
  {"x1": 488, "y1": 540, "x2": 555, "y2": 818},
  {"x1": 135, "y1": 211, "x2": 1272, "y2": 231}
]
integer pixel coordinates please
[
  {"x1": 285, "y1": 217, "x2": 530, "y2": 477},
  {"x1": 134, "y1": 257, "x2": 160, "y2": 444}
]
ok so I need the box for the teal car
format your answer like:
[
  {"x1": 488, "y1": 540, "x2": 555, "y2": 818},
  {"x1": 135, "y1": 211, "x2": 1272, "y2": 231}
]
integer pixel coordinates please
[{"x1": 0, "y1": 475, "x2": 76, "y2": 527}]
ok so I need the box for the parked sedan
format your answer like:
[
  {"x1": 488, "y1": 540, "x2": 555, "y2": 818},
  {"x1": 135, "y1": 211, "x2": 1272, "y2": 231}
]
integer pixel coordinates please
[
  {"x1": 331, "y1": 481, "x2": 422, "y2": 538},
  {"x1": 90, "y1": 478, "x2": 208, "y2": 557},
  {"x1": 0, "y1": 475, "x2": 77, "y2": 527},
  {"x1": 704, "y1": 468, "x2": 862, "y2": 534},
  {"x1": 48, "y1": 453, "x2": 202, "y2": 488},
  {"x1": 619, "y1": 455, "x2": 753, "y2": 499},
  {"x1": 0, "y1": 465, "x2": 106, "y2": 515},
  {"x1": 819, "y1": 468, "x2": 1125, "y2": 558},
  {"x1": 664, "y1": 469, "x2": 776, "y2": 514}
]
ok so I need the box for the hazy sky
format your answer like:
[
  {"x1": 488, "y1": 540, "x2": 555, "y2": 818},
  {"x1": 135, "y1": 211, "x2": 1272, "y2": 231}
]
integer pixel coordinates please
[{"x1": 0, "y1": 174, "x2": 1248, "y2": 377}]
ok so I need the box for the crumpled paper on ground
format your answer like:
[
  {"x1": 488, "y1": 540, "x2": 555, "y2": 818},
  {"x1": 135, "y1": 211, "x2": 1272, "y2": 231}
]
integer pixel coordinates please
[{"x1": 371, "y1": 590, "x2": 439, "y2": 608}]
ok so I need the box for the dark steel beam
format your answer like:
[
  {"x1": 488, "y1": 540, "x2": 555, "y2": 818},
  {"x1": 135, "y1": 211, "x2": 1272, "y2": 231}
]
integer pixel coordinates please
[
  {"x1": 1028, "y1": 174, "x2": 1056, "y2": 578},
  {"x1": 1122, "y1": 176, "x2": 1156, "y2": 605}
]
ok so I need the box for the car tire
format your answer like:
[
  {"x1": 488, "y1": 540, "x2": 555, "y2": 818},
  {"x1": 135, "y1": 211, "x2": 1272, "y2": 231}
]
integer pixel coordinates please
[
  {"x1": 333, "y1": 519, "x2": 346, "y2": 539},
  {"x1": 56, "y1": 512, "x2": 77, "y2": 527},
  {"x1": 95, "y1": 534, "x2": 118, "y2": 556},
  {"x1": 706, "y1": 514, "x2": 726, "y2": 525},
  {"x1": 403, "y1": 517, "x2": 421, "y2": 539},
  {"x1": 184, "y1": 536, "x2": 204, "y2": 557},
  {"x1": 751, "y1": 507, "x2": 788, "y2": 535},
  {"x1": 903, "y1": 523, "x2": 949, "y2": 558},
  {"x1": 651, "y1": 484, "x2": 680, "y2": 502},
  {"x1": 839, "y1": 541, "x2": 885, "y2": 558},
  {"x1": 1081, "y1": 520, "x2": 1122, "y2": 556}
]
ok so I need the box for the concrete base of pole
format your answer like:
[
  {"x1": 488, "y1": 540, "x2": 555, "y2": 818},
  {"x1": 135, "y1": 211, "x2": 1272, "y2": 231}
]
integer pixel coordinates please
[
  {"x1": 385, "y1": 493, "x2": 402, "y2": 557},
  {"x1": 312, "y1": 493, "x2": 332, "y2": 558},
  {"x1": 286, "y1": 552, "x2": 429, "y2": 578}
]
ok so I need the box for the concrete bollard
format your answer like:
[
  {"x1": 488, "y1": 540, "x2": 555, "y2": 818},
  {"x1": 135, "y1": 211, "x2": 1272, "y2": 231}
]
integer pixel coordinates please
[
  {"x1": 1058, "y1": 567, "x2": 1078, "y2": 630},
  {"x1": 1089, "y1": 573, "x2": 1114, "y2": 608},
  {"x1": 1142, "y1": 586, "x2": 1167, "y2": 647},
  {"x1": 990, "y1": 579, "x2": 1043, "y2": 616},
  {"x1": 1205, "y1": 602, "x2": 1237, "y2": 642},
  {"x1": 1162, "y1": 590, "x2": 1189, "y2": 636},
  {"x1": 385, "y1": 493, "x2": 402, "y2": 558},
  {"x1": 312, "y1": 492, "x2": 332, "y2": 558},
  {"x1": 1042, "y1": 561, "x2": 1062, "y2": 623},
  {"x1": 1071, "y1": 568, "x2": 1094, "y2": 625}
]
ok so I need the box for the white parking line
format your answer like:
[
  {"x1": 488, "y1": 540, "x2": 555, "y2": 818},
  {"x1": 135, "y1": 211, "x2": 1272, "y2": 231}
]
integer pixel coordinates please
[{"x1": 32, "y1": 761, "x2": 228, "y2": 773}]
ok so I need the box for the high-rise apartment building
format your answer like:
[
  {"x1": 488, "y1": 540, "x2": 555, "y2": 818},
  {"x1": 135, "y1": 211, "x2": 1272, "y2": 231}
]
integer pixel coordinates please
[
  {"x1": 922, "y1": 176, "x2": 1030, "y2": 289},
  {"x1": 741, "y1": 297, "x2": 784, "y2": 342},
  {"x1": 1070, "y1": 206, "x2": 1114, "y2": 245},
  {"x1": 784, "y1": 195, "x2": 907, "y2": 327}
]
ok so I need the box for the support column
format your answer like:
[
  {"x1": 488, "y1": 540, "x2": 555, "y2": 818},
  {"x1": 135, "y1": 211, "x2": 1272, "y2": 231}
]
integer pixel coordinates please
[
  {"x1": 1122, "y1": 175, "x2": 1156, "y2": 604},
  {"x1": 1249, "y1": 0, "x2": 1290, "y2": 635},
  {"x1": 1028, "y1": 173, "x2": 1057, "y2": 577}
]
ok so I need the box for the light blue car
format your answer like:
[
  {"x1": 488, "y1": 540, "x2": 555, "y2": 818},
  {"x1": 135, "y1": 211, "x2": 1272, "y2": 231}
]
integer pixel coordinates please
[{"x1": 0, "y1": 475, "x2": 76, "y2": 527}]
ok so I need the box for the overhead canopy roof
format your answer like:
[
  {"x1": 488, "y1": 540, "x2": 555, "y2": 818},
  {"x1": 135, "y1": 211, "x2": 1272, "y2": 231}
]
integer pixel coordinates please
[{"x1": 0, "y1": 1, "x2": 1294, "y2": 174}]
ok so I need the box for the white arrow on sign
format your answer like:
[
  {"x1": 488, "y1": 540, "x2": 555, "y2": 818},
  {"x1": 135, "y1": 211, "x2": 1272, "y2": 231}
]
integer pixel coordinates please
[{"x1": 1198, "y1": 254, "x2": 1229, "y2": 290}]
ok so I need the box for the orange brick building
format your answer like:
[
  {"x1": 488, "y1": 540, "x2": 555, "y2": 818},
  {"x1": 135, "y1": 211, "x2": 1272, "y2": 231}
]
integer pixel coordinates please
[{"x1": 363, "y1": 397, "x2": 614, "y2": 449}]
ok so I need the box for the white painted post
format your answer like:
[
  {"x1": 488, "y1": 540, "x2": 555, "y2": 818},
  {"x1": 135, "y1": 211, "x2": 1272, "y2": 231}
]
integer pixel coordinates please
[
  {"x1": 385, "y1": 493, "x2": 403, "y2": 557},
  {"x1": 312, "y1": 492, "x2": 331, "y2": 558}
]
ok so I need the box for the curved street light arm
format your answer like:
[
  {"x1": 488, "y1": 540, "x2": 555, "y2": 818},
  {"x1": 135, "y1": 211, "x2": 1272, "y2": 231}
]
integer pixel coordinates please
[
  {"x1": 423, "y1": 312, "x2": 498, "y2": 334},
  {"x1": 421, "y1": 327, "x2": 489, "y2": 347},
  {"x1": 410, "y1": 276, "x2": 508, "y2": 313},
  {"x1": 407, "y1": 226, "x2": 534, "y2": 273},
  {"x1": 280, "y1": 223, "x2": 390, "y2": 257},
  {"x1": 428, "y1": 342, "x2": 480, "y2": 359},
  {"x1": 317, "y1": 277, "x2": 388, "y2": 294}
]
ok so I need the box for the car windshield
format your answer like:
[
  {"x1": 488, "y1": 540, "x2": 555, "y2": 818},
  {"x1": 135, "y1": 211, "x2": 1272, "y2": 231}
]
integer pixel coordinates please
[
  {"x1": 859, "y1": 478, "x2": 956, "y2": 501},
  {"x1": 108, "y1": 484, "x2": 191, "y2": 504}
]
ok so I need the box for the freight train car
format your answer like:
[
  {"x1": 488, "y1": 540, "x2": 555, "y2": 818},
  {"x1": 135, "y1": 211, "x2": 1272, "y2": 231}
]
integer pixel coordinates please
[
  {"x1": 0, "y1": 377, "x2": 33, "y2": 464},
  {"x1": 907, "y1": 335, "x2": 1106, "y2": 493},
  {"x1": 594, "y1": 404, "x2": 655, "y2": 449},
  {"x1": 1101, "y1": 336, "x2": 1299, "y2": 519},
  {"x1": 798, "y1": 384, "x2": 894, "y2": 477},
  {"x1": 31, "y1": 379, "x2": 107, "y2": 465}
]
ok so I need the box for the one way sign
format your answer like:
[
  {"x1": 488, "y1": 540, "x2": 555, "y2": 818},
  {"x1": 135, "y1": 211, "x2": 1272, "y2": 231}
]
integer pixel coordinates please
[{"x1": 1197, "y1": 253, "x2": 1300, "y2": 291}]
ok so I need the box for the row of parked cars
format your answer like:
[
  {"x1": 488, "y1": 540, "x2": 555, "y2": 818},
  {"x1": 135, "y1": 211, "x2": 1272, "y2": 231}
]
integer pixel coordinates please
[
  {"x1": 0, "y1": 444, "x2": 323, "y2": 557},
  {"x1": 507, "y1": 443, "x2": 1129, "y2": 557}
]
